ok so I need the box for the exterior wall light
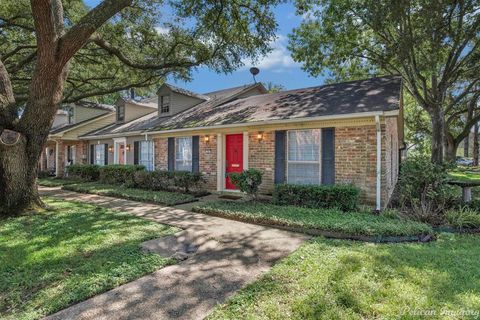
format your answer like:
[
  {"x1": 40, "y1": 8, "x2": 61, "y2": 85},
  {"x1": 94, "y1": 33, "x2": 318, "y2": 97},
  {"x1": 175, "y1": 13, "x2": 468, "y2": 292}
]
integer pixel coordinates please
[
  {"x1": 108, "y1": 146, "x2": 114, "y2": 153},
  {"x1": 257, "y1": 132, "x2": 264, "y2": 141},
  {"x1": 204, "y1": 135, "x2": 210, "y2": 143},
  {"x1": 126, "y1": 144, "x2": 131, "y2": 152}
]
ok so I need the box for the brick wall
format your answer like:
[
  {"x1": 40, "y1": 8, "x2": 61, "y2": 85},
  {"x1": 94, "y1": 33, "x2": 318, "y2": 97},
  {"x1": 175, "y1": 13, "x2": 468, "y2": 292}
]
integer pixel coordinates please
[
  {"x1": 248, "y1": 131, "x2": 275, "y2": 194},
  {"x1": 154, "y1": 137, "x2": 168, "y2": 170},
  {"x1": 199, "y1": 135, "x2": 218, "y2": 189},
  {"x1": 335, "y1": 125, "x2": 387, "y2": 205}
]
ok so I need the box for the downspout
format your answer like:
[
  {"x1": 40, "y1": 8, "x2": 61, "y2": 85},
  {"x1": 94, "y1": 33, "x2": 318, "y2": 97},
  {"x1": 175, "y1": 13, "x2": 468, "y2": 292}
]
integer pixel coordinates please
[{"x1": 375, "y1": 115, "x2": 381, "y2": 212}]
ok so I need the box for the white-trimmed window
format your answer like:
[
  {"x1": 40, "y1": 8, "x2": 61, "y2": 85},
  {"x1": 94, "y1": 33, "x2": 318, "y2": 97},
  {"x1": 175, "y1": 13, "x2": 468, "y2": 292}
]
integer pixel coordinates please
[
  {"x1": 160, "y1": 95, "x2": 170, "y2": 114},
  {"x1": 117, "y1": 105, "x2": 125, "y2": 122},
  {"x1": 139, "y1": 140, "x2": 154, "y2": 171},
  {"x1": 95, "y1": 144, "x2": 106, "y2": 166},
  {"x1": 175, "y1": 137, "x2": 192, "y2": 171},
  {"x1": 287, "y1": 129, "x2": 321, "y2": 184},
  {"x1": 67, "y1": 107, "x2": 74, "y2": 124}
]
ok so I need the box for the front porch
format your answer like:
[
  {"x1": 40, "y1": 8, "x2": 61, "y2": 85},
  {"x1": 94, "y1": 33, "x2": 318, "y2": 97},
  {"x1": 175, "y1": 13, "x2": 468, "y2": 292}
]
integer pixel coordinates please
[{"x1": 39, "y1": 140, "x2": 88, "y2": 177}]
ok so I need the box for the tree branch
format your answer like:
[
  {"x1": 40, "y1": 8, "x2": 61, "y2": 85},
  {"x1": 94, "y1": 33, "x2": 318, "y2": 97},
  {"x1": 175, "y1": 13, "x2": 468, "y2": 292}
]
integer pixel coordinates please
[{"x1": 57, "y1": 0, "x2": 132, "y2": 67}]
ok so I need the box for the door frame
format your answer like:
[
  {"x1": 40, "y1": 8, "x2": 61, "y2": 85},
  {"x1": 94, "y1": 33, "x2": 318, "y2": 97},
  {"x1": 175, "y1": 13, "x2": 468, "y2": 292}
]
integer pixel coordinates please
[
  {"x1": 113, "y1": 137, "x2": 127, "y2": 165},
  {"x1": 217, "y1": 132, "x2": 249, "y2": 192}
]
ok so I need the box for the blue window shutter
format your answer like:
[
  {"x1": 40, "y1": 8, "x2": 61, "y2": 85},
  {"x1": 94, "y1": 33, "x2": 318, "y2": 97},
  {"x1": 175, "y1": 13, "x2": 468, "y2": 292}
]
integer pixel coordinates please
[
  {"x1": 321, "y1": 128, "x2": 335, "y2": 185},
  {"x1": 104, "y1": 144, "x2": 109, "y2": 165},
  {"x1": 192, "y1": 136, "x2": 200, "y2": 173},
  {"x1": 168, "y1": 137, "x2": 175, "y2": 171},
  {"x1": 90, "y1": 144, "x2": 94, "y2": 164},
  {"x1": 274, "y1": 131, "x2": 286, "y2": 184},
  {"x1": 134, "y1": 141, "x2": 140, "y2": 165}
]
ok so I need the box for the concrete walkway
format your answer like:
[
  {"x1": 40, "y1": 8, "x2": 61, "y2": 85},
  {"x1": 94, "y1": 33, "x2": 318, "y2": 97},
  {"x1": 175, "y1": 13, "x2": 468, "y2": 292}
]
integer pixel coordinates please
[{"x1": 39, "y1": 187, "x2": 308, "y2": 320}]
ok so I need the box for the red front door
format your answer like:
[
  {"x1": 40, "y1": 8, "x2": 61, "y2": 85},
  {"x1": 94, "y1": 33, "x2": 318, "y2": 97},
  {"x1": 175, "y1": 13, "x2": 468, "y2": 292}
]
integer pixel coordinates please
[{"x1": 225, "y1": 134, "x2": 244, "y2": 189}]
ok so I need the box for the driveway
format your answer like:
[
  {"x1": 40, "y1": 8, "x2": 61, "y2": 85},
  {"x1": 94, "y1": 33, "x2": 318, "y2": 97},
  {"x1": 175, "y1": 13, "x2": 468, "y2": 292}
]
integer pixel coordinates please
[{"x1": 39, "y1": 187, "x2": 308, "y2": 320}]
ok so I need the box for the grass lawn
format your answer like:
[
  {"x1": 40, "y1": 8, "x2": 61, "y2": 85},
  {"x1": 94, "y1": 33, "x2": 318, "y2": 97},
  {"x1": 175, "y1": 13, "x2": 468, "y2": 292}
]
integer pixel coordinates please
[
  {"x1": 208, "y1": 234, "x2": 480, "y2": 320},
  {"x1": 0, "y1": 198, "x2": 179, "y2": 320},
  {"x1": 63, "y1": 182, "x2": 197, "y2": 206},
  {"x1": 448, "y1": 170, "x2": 480, "y2": 183},
  {"x1": 193, "y1": 201, "x2": 433, "y2": 237},
  {"x1": 37, "y1": 177, "x2": 82, "y2": 187}
]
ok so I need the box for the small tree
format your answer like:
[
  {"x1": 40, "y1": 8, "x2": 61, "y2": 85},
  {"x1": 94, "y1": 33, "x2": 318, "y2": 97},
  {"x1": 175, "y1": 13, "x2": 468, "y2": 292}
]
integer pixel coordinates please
[{"x1": 229, "y1": 169, "x2": 263, "y2": 201}]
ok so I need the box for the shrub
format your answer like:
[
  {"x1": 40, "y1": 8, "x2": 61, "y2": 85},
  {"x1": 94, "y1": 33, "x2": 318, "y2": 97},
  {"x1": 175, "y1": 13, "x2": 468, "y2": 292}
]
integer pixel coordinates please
[
  {"x1": 174, "y1": 171, "x2": 205, "y2": 193},
  {"x1": 446, "y1": 207, "x2": 480, "y2": 229},
  {"x1": 273, "y1": 184, "x2": 360, "y2": 211},
  {"x1": 37, "y1": 171, "x2": 52, "y2": 178},
  {"x1": 397, "y1": 156, "x2": 454, "y2": 225},
  {"x1": 67, "y1": 164, "x2": 100, "y2": 181},
  {"x1": 229, "y1": 169, "x2": 263, "y2": 200},
  {"x1": 133, "y1": 170, "x2": 175, "y2": 191},
  {"x1": 99, "y1": 165, "x2": 145, "y2": 186}
]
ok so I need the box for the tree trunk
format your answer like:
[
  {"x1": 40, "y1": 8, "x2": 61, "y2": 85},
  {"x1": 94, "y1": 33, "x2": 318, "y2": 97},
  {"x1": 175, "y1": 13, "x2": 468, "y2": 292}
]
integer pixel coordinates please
[
  {"x1": 445, "y1": 133, "x2": 459, "y2": 163},
  {"x1": 0, "y1": 136, "x2": 44, "y2": 215},
  {"x1": 464, "y1": 134, "x2": 470, "y2": 157},
  {"x1": 430, "y1": 108, "x2": 446, "y2": 164},
  {"x1": 474, "y1": 123, "x2": 479, "y2": 166}
]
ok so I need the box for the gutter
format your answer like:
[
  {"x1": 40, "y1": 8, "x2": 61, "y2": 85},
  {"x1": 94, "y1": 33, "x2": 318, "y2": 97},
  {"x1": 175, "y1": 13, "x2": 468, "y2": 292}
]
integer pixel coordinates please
[{"x1": 375, "y1": 115, "x2": 382, "y2": 212}]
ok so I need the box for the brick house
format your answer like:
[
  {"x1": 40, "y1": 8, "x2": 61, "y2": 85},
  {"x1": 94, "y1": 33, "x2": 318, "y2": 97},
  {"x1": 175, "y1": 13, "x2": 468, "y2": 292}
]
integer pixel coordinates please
[{"x1": 48, "y1": 76, "x2": 404, "y2": 209}]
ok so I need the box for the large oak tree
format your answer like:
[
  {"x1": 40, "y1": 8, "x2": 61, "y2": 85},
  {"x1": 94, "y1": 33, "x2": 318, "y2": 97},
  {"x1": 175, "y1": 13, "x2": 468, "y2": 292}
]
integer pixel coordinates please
[
  {"x1": 289, "y1": 0, "x2": 480, "y2": 163},
  {"x1": 0, "y1": 0, "x2": 279, "y2": 215}
]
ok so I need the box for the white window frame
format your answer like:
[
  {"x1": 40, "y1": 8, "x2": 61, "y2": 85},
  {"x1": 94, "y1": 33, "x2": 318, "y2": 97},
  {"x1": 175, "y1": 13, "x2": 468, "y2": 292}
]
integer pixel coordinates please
[
  {"x1": 139, "y1": 140, "x2": 155, "y2": 171},
  {"x1": 160, "y1": 95, "x2": 170, "y2": 114},
  {"x1": 286, "y1": 129, "x2": 322, "y2": 185},
  {"x1": 175, "y1": 136, "x2": 192, "y2": 172},
  {"x1": 117, "y1": 105, "x2": 125, "y2": 122}
]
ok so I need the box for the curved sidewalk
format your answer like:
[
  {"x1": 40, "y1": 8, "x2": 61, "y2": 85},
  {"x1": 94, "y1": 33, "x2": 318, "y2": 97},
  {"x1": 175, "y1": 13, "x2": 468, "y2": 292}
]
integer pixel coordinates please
[{"x1": 39, "y1": 187, "x2": 308, "y2": 320}]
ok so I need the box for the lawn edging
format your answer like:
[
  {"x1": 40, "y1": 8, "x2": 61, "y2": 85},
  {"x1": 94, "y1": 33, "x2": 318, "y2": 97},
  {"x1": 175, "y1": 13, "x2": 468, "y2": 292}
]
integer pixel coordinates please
[
  {"x1": 62, "y1": 182, "x2": 197, "y2": 206},
  {"x1": 193, "y1": 203, "x2": 435, "y2": 243}
]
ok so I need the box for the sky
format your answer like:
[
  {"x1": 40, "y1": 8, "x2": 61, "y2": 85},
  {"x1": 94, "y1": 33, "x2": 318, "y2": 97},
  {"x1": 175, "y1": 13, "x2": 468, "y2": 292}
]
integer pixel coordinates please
[{"x1": 83, "y1": 1, "x2": 326, "y2": 94}]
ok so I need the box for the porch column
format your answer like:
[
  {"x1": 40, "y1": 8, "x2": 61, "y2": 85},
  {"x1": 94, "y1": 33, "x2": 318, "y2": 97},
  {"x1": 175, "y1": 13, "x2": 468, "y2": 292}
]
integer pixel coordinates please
[{"x1": 55, "y1": 141, "x2": 60, "y2": 177}]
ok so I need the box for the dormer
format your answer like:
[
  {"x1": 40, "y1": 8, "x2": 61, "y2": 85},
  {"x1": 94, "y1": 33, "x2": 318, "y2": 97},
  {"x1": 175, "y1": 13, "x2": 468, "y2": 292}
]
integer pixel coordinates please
[
  {"x1": 115, "y1": 97, "x2": 157, "y2": 123},
  {"x1": 157, "y1": 83, "x2": 209, "y2": 117}
]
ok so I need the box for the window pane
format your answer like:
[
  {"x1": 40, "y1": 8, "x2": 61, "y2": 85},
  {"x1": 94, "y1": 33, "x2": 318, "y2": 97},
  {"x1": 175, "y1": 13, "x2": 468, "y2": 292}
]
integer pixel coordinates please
[
  {"x1": 287, "y1": 129, "x2": 321, "y2": 184},
  {"x1": 139, "y1": 141, "x2": 154, "y2": 171},
  {"x1": 175, "y1": 137, "x2": 192, "y2": 171},
  {"x1": 287, "y1": 163, "x2": 320, "y2": 185},
  {"x1": 288, "y1": 130, "x2": 320, "y2": 161},
  {"x1": 95, "y1": 145, "x2": 105, "y2": 166}
]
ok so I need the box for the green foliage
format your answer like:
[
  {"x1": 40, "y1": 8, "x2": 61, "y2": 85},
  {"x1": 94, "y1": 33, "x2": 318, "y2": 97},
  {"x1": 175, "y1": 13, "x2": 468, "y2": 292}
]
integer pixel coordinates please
[
  {"x1": 1, "y1": 0, "x2": 281, "y2": 104},
  {"x1": 66, "y1": 164, "x2": 100, "y2": 181},
  {"x1": 446, "y1": 207, "x2": 480, "y2": 229},
  {"x1": 37, "y1": 178, "x2": 81, "y2": 187},
  {"x1": 288, "y1": 0, "x2": 480, "y2": 162},
  {"x1": 273, "y1": 184, "x2": 360, "y2": 212},
  {"x1": 397, "y1": 156, "x2": 455, "y2": 224},
  {"x1": 193, "y1": 201, "x2": 432, "y2": 237},
  {"x1": 99, "y1": 164, "x2": 145, "y2": 187},
  {"x1": 133, "y1": 170, "x2": 174, "y2": 191},
  {"x1": 229, "y1": 169, "x2": 263, "y2": 200},
  {"x1": 63, "y1": 182, "x2": 196, "y2": 206},
  {"x1": 208, "y1": 234, "x2": 480, "y2": 319},
  {"x1": 173, "y1": 171, "x2": 205, "y2": 193},
  {"x1": 0, "y1": 198, "x2": 177, "y2": 320}
]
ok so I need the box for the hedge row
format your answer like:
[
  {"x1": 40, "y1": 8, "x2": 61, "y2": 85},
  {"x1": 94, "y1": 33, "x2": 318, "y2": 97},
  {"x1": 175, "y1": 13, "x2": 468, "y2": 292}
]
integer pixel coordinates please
[
  {"x1": 66, "y1": 164, "x2": 205, "y2": 193},
  {"x1": 273, "y1": 183, "x2": 360, "y2": 211}
]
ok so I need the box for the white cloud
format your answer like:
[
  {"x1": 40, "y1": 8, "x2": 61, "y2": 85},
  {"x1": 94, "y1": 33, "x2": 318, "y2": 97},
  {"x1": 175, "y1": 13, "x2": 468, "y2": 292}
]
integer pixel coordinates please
[
  {"x1": 243, "y1": 35, "x2": 299, "y2": 71},
  {"x1": 155, "y1": 26, "x2": 170, "y2": 35}
]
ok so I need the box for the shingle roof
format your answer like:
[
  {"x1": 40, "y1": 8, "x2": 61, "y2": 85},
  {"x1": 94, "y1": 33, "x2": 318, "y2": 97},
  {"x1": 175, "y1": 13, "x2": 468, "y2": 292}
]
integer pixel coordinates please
[
  {"x1": 50, "y1": 113, "x2": 111, "y2": 135},
  {"x1": 81, "y1": 83, "x2": 263, "y2": 137},
  {"x1": 74, "y1": 100, "x2": 115, "y2": 112},
  {"x1": 163, "y1": 83, "x2": 210, "y2": 101},
  {"x1": 151, "y1": 75, "x2": 401, "y2": 131}
]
